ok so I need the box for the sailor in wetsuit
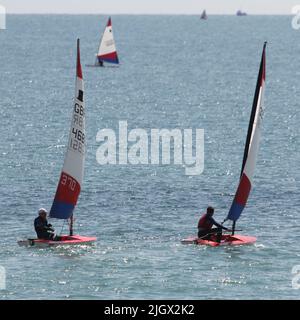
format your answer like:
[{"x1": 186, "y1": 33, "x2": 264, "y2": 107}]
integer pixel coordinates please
[
  {"x1": 34, "y1": 208, "x2": 61, "y2": 241},
  {"x1": 197, "y1": 206, "x2": 230, "y2": 243}
]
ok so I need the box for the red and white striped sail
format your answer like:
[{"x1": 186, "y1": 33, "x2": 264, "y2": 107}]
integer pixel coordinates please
[
  {"x1": 226, "y1": 42, "x2": 266, "y2": 222},
  {"x1": 50, "y1": 39, "x2": 85, "y2": 219},
  {"x1": 96, "y1": 17, "x2": 119, "y2": 65}
]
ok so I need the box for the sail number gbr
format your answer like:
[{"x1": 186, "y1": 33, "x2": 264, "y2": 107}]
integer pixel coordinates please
[
  {"x1": 70, "y1": 102, "x2": 85, "y2": 154},
  {"x1": 73, "y1": 103, "x2": 84, "y2": 127}
]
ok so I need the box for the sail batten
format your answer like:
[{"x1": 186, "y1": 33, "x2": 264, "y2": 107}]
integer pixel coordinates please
[
  {"x1": 96, "y1": 17, "x2": 119, "y2": 65},
  {"x1": 226, "y1": 42, "x2": 266, "y2": 222},
  {"x1": 50, "y1": 39, "x2": 85, "y2": 220}
]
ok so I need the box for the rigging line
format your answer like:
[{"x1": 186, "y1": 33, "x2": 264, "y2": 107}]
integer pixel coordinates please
[{"x1": 59, "y1": 219, "x2": 66, "y2": 235}]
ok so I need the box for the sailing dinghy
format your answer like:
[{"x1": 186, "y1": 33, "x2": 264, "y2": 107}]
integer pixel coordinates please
[
  {"x1": 182, "y1": 42, "x2": 267, "y2": 246},
  {"x1": 200, "y1": 10, "x2": 208, "y2": 20},
  {"x1": 18, "y1": 40, "x2": 96, "y2": 247},
  {"x1": 92, "y1": 17, "x2": 119, "y2": 67}
]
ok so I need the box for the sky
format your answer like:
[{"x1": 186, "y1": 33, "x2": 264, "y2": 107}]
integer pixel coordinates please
[{"x1": 0, "y1": 0, "x2": 297, "y2": 14}]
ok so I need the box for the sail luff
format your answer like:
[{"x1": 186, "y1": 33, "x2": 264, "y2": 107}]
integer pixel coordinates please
[
  {"x1": 226, "y1": 42, "x2": 266, "y2": 222},
  {"x1": 96, "y1": 19, "x2": 107, "y2": 61},
  {"x1": 240, "y1": 42, "x2": 266, "y2": 177},
  {"x1": 49, "y1": 39, "x2": 85, "y2": 220},
  {"x1": 77, "y1": 38, "x2": 82, "y2": 79}
]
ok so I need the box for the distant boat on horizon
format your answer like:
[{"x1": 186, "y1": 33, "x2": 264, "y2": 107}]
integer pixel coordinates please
[
  {"x1": 236, "y1": 10, "x2": 247, "y2": 16},
  {"x1": 94, "y1": 17, "x2": 119, "y2": 67},
  {"x1": 200, "y1": 10, "x2": 208, "y2": 20}
]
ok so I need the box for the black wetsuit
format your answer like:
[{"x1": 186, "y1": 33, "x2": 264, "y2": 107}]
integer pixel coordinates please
[
  {"x1": 198, "y1": 215, "x2": 228, "y2": 243},
  {"x1": 34, "y1": 216, "x2": 55, "y2": 240}
]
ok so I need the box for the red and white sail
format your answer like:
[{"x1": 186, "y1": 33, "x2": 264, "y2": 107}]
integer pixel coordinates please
[
  {"x1": 226, "y1": 42, "x2": 266, "y2": 222},
  {"x1": 50, "y1": 39, "x2": 85, "y2": 219},
  {"x1": 96, "y1": 17, "x2": 119, "y2": 65}
]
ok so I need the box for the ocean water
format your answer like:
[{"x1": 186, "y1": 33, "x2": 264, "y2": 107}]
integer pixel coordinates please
[{"x1": 0, "y1": 15, "x2": 299, "y2": 300}]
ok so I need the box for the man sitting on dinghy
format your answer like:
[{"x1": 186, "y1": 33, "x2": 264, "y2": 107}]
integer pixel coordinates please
[
  {"x1": 198, "y1": 207, "x2": 229, "y2": 243},
  {"x1": 34, "y1": 208, "x2": 61, "y2": 241}
]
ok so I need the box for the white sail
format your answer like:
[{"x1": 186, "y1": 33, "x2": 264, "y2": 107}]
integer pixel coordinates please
[
  {"x1": 96, "y1": 17, "x2": 119, "y2": 65},
  {"x1": 226, "y1": 42, "x2": 266, "y2": 222},
  {"x1": 50, "y1": 39, "x2": 85, "y2": 220}
]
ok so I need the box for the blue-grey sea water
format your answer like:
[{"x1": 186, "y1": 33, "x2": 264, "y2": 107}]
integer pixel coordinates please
[{"x1": 0, "y1": 15, "x2": 299, "y2": 299}]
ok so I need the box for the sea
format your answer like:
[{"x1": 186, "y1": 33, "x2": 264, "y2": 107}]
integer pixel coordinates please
[{"x1": 0, "y1": 15, "x2": 299, "y2": 299}]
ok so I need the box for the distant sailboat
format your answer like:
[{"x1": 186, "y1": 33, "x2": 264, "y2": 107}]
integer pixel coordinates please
[
  {"x1": 18, "y1": 39, "x2": 97, "y2": 247},
  {"x1": 182, "y1": 42, "x2": 267, "y2": 246},
  {"x1": 95, "y1": 17, "x2": 119, "y2": 66},
  {"x1": 200, "y1": 10, "x2": 208, "y2": 20},
  {"x1": 236, "y1": 10, "x2": 247, "y2": 16}
]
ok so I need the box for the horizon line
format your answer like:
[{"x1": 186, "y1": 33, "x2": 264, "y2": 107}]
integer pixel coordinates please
[{"x1": 4, "y1": 13, "x2": 294, "y2": 16}]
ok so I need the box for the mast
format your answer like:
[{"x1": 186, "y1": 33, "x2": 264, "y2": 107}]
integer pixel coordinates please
[
  {"x1": 69, "y1": 215, "x2": 73, "y2": 236},
  {"x1": 232, "y1": 221, "x2": 236, "y2": 235},
  {"x1": 69, "y1": 39, "x2": 82, "y2": 237}
]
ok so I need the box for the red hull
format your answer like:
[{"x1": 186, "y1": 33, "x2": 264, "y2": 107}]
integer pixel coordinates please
[
  {"x1": 18, "y1": 235, "x2": 97, "y2": 247},
  {"x1": 181, "y1": 234, "x2": 257, "y2": 246}
]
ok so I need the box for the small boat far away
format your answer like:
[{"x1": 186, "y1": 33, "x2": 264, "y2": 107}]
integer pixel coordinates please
[
  {"x1": 200, "y1": 10, "x2": 208, "y2": 20},
  {"x1": 18, "y1": 39, "x2": 97, "y2": 247},
  {"x1": 236, "y1": 10, "x2": 247, "y2": 16},
  {"x1": 94, "y1": 17, "x2": 119, "y2": 67},
  {"x1": 182, "y1": 42, "x2": 267, "y2": 246}
]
